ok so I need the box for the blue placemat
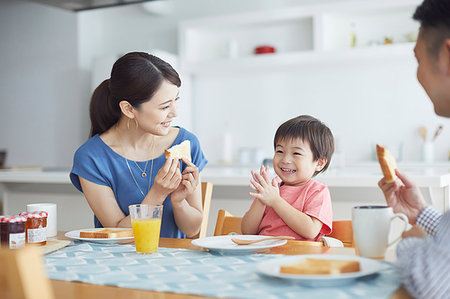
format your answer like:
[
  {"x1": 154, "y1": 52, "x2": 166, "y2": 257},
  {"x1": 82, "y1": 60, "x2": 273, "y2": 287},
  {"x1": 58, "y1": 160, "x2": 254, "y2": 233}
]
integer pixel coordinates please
[{"x1": 44, "y1": 242, "x2": 401, "y2": 298}]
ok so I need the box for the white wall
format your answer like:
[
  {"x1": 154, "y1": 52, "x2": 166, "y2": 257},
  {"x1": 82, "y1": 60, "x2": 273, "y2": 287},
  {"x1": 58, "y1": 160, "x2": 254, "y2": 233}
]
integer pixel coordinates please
[
  {"x1": 0, "y1": 0, "x2": 86, "y2": 168},
  {"x1": 193, "y1": 55, "x2": 450, "y2": 164},
  {"x1": 1, "y1": 0, "x2": 450, "y2": 169}
]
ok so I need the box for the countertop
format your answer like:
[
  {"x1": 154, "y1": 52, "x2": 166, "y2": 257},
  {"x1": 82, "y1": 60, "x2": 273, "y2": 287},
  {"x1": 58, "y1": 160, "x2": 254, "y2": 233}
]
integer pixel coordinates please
[{"x1": 1, "y1": 162, "x2": 450, "y2": 188}]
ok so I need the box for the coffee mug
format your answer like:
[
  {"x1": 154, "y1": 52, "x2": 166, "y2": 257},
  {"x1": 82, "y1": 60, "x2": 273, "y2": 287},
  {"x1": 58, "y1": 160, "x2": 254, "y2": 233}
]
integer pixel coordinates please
[
  {"x1": 352, "y1": 205, "x2": 408, "y2": 258},
  {"x1": 27, "y1": 203, "x2": 57, "y2": 237}
]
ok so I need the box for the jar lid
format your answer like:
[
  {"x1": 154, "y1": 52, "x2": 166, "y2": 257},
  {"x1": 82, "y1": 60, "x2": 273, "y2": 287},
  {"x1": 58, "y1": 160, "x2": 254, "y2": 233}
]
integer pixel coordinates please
[
  {"x1": 19, "y1": 211, "x2": 48, "y2": 218},
  {"x1": 0, "y1": 215, "x2": 27, "y2": 223}
]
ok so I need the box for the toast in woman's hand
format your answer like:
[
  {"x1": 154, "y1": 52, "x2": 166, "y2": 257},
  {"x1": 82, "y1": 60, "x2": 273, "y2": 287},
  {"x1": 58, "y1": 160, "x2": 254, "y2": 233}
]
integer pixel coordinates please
[
  {"x1": 279, "y1": 258, "x2": 360, "y2": 275},
  {"x1": 376, "y1": 144, "x2": 397, "y2": 183},
  {"x1": 79, "y1": 229, "x2": 133, "y2": 238},
  {"x1": 165, "y1": 140, "x2": 191, "y2": 161}
]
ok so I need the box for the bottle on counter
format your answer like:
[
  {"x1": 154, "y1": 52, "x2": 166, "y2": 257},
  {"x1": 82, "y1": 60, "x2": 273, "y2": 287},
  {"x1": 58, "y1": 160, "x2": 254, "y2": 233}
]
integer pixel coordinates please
[
  {"x1": 350, "y1": 22, "x2": 357, "y2": 48},
  {"x1": 0, "y1": 215, "x2": 26, "y2": 249}
]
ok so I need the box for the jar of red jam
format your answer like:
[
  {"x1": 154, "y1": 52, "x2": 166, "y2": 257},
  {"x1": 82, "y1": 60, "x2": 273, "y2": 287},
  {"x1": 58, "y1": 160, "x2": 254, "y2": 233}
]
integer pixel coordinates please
[
  {"x1": 20, "y1": 211, "x2": 48, "y2": 245},
  {"x1": 0, "y1": 215, "x2": 26, "y2": 249}
]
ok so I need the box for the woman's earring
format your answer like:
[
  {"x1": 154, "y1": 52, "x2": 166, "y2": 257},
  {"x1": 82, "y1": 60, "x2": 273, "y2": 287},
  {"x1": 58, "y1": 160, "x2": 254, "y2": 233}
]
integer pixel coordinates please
[
  {"x1": 127, "y1": 118, "x2": 130, "y2": 130},
  {"x1": 135, "y1": 118, "x2": 139, "y2": 130}
]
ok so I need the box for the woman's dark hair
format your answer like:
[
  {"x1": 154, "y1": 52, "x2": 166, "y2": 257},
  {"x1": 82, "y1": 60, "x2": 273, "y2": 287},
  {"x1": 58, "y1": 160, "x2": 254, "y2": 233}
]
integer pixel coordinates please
[
  {"x1": 274, "y1": 115, "x2": 334, "y2": 176},
  {"x1": 89, "y1": 52, "x2": 181, "y2": 137},
  {"x1": 413, "y1": 0, "x2": 450, "y2": 58}
]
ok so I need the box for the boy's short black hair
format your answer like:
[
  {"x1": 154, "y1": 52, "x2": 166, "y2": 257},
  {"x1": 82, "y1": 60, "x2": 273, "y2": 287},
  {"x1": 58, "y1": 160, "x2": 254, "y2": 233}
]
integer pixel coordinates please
[
  {"x1": 413, "y1": 0, "x2": 450, "y2": 58},
  {"x1": 274, "y1": 115, "x2": 334, "y2": 176}
]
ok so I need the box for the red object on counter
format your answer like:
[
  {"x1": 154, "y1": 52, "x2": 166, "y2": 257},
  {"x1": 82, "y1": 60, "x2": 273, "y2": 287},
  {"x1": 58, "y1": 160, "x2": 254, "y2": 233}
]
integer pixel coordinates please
[{"x1": 254, "y1": 45, "x2": 276, "y2": 54}]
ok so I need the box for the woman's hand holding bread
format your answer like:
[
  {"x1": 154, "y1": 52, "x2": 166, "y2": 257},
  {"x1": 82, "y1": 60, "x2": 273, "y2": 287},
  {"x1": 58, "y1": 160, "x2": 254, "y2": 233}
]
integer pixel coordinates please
[
  {"x1": 378, "y1": 169, "x2": 427, "y2": 225},
  {"x1": 152, "y1": 157, "x2": 182, "y2": 201},
  {"x1": 170, "y1": 157, "x2": 199, "y2": 204}
]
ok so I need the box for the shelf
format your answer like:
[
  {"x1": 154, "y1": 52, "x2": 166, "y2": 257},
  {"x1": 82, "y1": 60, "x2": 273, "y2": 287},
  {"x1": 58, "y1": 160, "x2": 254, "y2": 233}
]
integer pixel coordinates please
[
  {"x1": 179, "y1": 0, "x2": 420, "y2": 75},
  {"x1": 181, "y1": 43, "x2": 415, "y2": 75}
]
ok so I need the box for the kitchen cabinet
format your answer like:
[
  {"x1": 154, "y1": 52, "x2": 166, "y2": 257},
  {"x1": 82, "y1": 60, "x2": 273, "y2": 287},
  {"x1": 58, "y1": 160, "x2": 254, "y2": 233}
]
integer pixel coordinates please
[{"x1": 179, "y1": 0, "x2": 421, "y2": 75}]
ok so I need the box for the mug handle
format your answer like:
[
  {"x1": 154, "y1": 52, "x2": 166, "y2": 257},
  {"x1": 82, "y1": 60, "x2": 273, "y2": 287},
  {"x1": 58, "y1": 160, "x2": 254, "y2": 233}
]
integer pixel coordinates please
[{"x1": 387, "y1": 213, "x2": 409, "y2": 247}]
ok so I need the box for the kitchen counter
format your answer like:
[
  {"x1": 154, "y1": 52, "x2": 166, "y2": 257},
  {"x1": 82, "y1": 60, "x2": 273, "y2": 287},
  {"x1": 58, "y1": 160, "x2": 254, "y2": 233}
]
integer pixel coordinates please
[
  {"x1": 3, "y1": 162, "x2": 448, "y2": 187},
  {"x1": 1, "y1": 163, "x2": 449, "y2": 234}
]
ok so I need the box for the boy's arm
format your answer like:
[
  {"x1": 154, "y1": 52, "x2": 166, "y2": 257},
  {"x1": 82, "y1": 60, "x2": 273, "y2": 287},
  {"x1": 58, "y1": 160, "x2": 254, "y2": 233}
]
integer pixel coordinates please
[
  {"x1": 241, "y1": 199, "x2": 266, "y2": 235},
  {"x1": 270, "y1": 198, "x2": 323, "y2": 239}
]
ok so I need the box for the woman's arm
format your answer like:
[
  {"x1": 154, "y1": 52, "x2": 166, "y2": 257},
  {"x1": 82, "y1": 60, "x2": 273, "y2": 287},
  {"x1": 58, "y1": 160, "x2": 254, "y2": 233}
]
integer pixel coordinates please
[
  {"x1": 80, "y1": 178, "x2": 132, "y2": 227},
  {"x1": 80, "y1": 157, "x2": 182, "y2": 228},
  {"x1": 170, "y1": 158, "x2": 203, "y2": 237},
  {"x1": 241, "y1": 199, "x2": 266, "y2": 235}
]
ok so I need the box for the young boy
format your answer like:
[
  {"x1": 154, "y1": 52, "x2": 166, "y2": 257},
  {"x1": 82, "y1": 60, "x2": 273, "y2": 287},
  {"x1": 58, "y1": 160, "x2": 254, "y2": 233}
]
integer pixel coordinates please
[{"x1": 241, "y1": 115, "x2": 334, "y2": 241}]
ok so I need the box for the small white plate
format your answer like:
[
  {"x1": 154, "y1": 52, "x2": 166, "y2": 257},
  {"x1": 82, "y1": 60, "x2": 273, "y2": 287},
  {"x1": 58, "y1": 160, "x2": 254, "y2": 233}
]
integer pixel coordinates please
[
  {"x1": 191, "y1": 235, "x2": 287, "y2": 254},
  {"x1": 65, "y1": 228, "x2": 134, "y2": 244},
  {"x1": 257, "y1": 254, "x2": 389, "y2": 287}
]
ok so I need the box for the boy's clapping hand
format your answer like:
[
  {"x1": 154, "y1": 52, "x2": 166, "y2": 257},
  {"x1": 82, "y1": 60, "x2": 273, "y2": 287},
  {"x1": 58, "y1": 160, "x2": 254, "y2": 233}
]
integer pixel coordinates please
[{"x1": 249, "y1": 165, "x2": 282, "y2": 207}]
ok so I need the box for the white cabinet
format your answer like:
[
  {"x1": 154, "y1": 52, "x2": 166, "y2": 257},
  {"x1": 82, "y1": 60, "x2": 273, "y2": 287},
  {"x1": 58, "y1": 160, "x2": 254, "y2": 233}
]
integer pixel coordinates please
[{"x1": 179, "y1": 0, "x2": 421, "y2": 75}]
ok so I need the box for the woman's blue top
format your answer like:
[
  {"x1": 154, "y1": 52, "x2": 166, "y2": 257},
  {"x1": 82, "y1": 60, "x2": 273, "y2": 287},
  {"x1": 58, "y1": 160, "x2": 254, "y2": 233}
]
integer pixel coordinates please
[{"x1": 70, "y1": 127, "x2": 208, "y2": 238}]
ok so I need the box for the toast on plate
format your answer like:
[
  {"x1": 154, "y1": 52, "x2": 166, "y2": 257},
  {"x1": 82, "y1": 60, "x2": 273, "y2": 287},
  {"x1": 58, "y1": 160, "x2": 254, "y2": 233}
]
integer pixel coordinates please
[
  {"x1": 79, "y1": 229, "x2": 133, "y2": 239},
  {"x1": 376, "y1": 144, "x2": 397, "y2": 183},
  {"x1": 279, "y1": 258, "x2": 360, "y2": 275},
  {"x1": 164, "y1": 140, "x2": 191, "y2": 161}
]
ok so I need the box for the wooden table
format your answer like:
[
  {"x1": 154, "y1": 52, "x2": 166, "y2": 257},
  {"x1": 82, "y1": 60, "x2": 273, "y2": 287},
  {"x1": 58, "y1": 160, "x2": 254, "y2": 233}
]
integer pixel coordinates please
[{"x1": 49, "y1": 237, "x2": 411, "y2": 299}]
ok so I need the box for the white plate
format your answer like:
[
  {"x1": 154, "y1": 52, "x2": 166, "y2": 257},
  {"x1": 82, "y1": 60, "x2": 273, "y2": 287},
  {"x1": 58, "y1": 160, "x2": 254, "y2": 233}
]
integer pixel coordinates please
[
  {"x1": 191, "y1": 235, "x2": 287, "y2": 254},
  {"x1": 65, "y1": 228, "x2": 134, "y2": 244},
  {"x1": 257, "y1": 254, "x2": 389, "y2": 287}
]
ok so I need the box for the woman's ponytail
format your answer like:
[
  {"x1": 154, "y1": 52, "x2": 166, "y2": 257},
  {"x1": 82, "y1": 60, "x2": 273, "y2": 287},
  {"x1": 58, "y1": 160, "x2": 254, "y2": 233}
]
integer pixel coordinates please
[{"x1": 89, "y1": 79, "x2": 121, "y2": 137}]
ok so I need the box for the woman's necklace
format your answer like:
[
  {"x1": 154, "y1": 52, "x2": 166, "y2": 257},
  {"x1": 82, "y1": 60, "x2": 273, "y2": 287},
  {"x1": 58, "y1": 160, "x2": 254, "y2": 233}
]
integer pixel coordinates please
[
  {"x1": 124, "y1": 136, "x2": 155, "y2": 198},
  {"x1": 133, "y1": 160, "x2": 149, "y2": 177}
]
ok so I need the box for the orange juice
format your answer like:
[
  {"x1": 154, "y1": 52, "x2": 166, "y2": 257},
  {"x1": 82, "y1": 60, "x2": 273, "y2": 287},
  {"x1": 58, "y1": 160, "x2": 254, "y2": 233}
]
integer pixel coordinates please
[{"x1": 131, "y1": 218, "x2": 161, "y2": 254}]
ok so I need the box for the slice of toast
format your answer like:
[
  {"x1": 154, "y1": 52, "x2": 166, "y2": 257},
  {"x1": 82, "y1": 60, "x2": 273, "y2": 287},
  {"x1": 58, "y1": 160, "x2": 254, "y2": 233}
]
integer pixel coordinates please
[
  {"x1": 376, "y1": 144, "x2": 397, "y2": 183},
  {"x1": 79, "y1": 229, "x2": 133, "y2": 239},
  {"x1": 165, "y1": 140, "x2": 191, "y2": 161},
  {"x1": 280, "y1": 258, "x2": 360, "y2": 275}
]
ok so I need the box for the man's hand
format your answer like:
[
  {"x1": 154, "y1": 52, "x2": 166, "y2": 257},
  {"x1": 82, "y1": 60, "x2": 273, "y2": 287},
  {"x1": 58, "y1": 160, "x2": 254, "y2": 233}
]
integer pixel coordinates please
[{"x1": 378, "y1": 169, "x2": 427, "y2": 225}]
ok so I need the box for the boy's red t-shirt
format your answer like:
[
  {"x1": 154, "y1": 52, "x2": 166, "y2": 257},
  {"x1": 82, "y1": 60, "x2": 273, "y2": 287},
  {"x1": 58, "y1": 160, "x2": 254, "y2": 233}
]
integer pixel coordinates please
[{"x1": 257, "y1": 179, "x2": 333, "y2": 241}]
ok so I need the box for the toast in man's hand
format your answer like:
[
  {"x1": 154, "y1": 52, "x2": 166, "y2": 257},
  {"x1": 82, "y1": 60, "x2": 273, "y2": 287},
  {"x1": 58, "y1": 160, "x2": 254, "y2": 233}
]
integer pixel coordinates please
[
  {"x1": 165, "y1": 140, "x2": 191, "y2": 161},
  {"x1": 279, "y1": 258, "x2": 360, "y2": 275},
  {"x1": 376, "y1": 144, "x2": 397, "y2": 183},
  {"x1": 79, "y1": 229, "x2": 133, "y2": 239}
]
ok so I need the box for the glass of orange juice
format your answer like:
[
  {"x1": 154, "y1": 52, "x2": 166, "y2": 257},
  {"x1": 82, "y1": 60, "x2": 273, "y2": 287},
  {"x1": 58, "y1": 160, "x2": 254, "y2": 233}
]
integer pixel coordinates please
[{"x1": 128, "y1": 204, "x2": 163, "y2": 254}]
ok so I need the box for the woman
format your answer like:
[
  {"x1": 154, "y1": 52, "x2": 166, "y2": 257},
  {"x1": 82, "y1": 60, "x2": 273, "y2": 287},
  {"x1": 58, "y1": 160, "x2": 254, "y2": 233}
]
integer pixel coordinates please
[{"x1": 70, "y1": 52, "x2": 207, "y2": 238}]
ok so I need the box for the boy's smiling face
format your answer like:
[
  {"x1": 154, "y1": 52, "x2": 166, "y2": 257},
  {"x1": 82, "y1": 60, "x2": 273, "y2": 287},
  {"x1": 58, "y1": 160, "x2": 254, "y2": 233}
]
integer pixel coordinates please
[{"x1": 273, "y1": 138, "x2": 326, "y2": 186}]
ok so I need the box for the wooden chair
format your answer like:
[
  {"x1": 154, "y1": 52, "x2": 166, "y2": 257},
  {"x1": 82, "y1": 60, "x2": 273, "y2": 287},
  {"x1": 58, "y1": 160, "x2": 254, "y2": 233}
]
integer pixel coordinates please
[
  {"x1": 191, "y1": 181, "x2": 213, "y2": 239},
  {"x1": 213, "y1": 209, "x2": 353, "y2": 247},
  {"x1": 328, "y1": 220, "x2": 354, "y2": 247},
  {"x1": 0, "y1": 246, "x2": 55, "y2": 299},
  {"x1": 214, "y1": 209, "x2": 242, "y2": 236}
]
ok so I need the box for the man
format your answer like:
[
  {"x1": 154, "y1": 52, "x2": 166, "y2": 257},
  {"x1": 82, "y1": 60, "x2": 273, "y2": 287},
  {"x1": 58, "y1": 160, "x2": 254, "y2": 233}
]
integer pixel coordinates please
[{"x1": 378, "y1": 1, "x2": 450, "y2": 298}]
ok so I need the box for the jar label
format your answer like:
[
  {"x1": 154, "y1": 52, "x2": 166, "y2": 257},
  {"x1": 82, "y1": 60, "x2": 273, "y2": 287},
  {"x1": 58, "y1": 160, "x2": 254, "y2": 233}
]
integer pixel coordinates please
[
  {"x1": 10, "y1": 232, "x2": 26, "y2": 249},
  {"x1": 27, "y1": 227, "x2": 47, "y2": 243}
]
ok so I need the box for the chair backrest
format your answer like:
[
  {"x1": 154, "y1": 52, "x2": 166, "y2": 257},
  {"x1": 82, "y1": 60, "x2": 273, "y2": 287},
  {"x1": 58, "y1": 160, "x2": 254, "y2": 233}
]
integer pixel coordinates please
[
  {"x1": 0, "y1": 246, "x2": 55, "y2": 299},
  {"x1": 214, "y1": 209, "x2": 242, "y2": 236},
  {"x1": 213, "y1": 210, "x2": 353, "y2": 247},
  {"x1": 328, "y1": 220, "x2": 354, "y2": 247},
  {"x1": 191, "y1": 181, "x2": 213, "y2": 239}
]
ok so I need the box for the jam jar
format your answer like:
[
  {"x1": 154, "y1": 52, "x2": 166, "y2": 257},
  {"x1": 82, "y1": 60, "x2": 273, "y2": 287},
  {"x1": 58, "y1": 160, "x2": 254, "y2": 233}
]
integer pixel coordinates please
[
  {"x1": 0, "y1": 215, "x2": 26, "y2": 249},
  {"x1": 20, "y1": 211, "x2": 48, "y2": 245}
]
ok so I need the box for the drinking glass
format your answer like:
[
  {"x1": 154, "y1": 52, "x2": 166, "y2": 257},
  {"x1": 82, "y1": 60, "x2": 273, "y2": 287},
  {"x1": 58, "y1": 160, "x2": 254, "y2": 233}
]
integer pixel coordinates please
[{"x1": 128, "y1": 204, "x2": 163, "y2": 254}]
